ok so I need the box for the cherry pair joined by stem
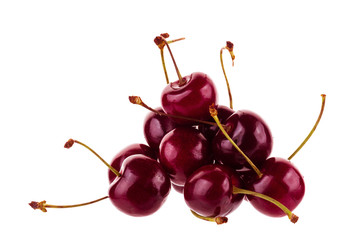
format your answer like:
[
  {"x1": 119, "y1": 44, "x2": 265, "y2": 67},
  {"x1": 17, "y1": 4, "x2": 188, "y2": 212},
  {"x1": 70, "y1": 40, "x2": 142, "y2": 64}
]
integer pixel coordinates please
[
  {"x1": 184, "y1": 164, "x2": 299, "y2": 223},
  {"x1": 31, "y1": 139, "x2": 171, "y2": 217}
]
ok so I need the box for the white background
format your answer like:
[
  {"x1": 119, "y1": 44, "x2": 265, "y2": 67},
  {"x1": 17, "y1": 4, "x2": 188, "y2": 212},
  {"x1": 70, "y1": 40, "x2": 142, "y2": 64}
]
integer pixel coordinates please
[{"x1": 1, "y1": 0, "x2": 359, "y2": 239}]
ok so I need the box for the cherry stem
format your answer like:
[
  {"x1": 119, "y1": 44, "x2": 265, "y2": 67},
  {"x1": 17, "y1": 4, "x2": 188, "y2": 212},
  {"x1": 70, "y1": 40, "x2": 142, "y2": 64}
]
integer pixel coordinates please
[
  {"x1": 232, "y1": 187, "x2": 298, "y2": 223},
  {"x1": 29, "y1": 196, "x2": 109, "y2": 212},
  {"x1": 64, "y1": 139, "x2": 121, "y2": 177},
  {"x1": 155, "y1": 35, "x2": 185, "y2": 85},
  {"x1": 129, "y1": 95, "x2": 222, "y2": 127},
  {"x1": 288, "y1": 94, "x2": 326, "y2": 160},
  {"x1": 155, "y1": 34, "x2": 184, "y2": 85},
  {"x1": 220, "y1": 41, "x2": 235, "y2": 109},
  {"x1": 190, "y1": 210, "x2": 228, "y2": 225},
  {"x1": 209, "y1": 104, "x2": 263, "y2": 178}
]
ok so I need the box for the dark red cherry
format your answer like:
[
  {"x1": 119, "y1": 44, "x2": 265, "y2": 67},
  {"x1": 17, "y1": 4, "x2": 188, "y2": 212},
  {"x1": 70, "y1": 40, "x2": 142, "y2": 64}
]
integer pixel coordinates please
[
  {"x1": 212, "y1": 110, "x2": 273, "y2": 170},
  {"x1": 161, "y1": 72, "x2": 218, "y2": 125},
  {"x1": 198, "y1": 105, "x2": 234, "y2": 141},
  {"x1": 245, "y1": 157, "x2": 305, "y2": 217},
  {"x1": 159, "y1": 126, "x2": 212, "y2": 186},
  {"x1": 184, "y1": 164, "x2": 244, "y2": 217},
  {"x1": 108, "y1": 144, "x2": 157, "y2": 183},
  {"x1": 108, "y1": 154, "x2": 171, "y2": 217},
  {"x1": 143, "y1": 107, "x2": 178, "y2": 154}
]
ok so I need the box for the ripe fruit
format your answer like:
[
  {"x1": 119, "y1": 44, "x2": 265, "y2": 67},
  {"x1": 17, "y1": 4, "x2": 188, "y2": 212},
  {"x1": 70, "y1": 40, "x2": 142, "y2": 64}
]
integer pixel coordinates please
[
  {"x1": 161, "y1": 72, "x2": 218, "y2": 124},
  {"x1": 184, "y1": 164, "x2": 244, "y2": 217},
  {"x1": 198, "y1": 104, "x2": 234, "y2": 142},
  {"x1": 154, "y1": 34, "x2": 218, "y2": 124},
  {"x1": 108, "y1": 143, "x2": 157, "y2": 183},
  {"x1": 212, "y1": 110, "x2": 273, "y2": 170},
  {"x1": 109, "y1": 154, "x2": 171, "y2": 216},
  {"x1": 143, "y1": 107, "x2": 178, "y2": 154},
  {"x1": 245, "y1": 157, "x2": 305, "y2": 217},
  {"x1": 159, "y1": 126, "x2": 212, "y2": 186}
]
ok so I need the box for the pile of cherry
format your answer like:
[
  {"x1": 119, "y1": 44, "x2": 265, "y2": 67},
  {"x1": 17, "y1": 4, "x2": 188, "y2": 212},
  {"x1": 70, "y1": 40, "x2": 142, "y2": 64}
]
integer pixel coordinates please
[{"x1": 30, "y1": 33, "x2": 326, "y2": 225}]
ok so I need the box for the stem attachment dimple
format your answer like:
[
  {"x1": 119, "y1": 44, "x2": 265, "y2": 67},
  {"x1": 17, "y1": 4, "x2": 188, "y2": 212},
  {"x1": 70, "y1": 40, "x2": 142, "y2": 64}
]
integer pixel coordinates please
[
  {"x1": 288, "y1": 94, "x2": 326, "y2": 160},
  {"x1": 220, "y1": 41, "x2": 235, "y2": 109},
  {"x1": 65, "y1": 139, "x2": 121, "y2": 177},
  {"x1": 232, "y1": 187, "x2": 298, "y2": 223},
  {"x1": 209, "y1": 104, "x2": 263, "y2": 178},
  {"x1": 29, "y1": 196, "x2": 109, "y2": 212},
  {"x1": 190, "y1": 210, "x2": 228, "y2": 225}
]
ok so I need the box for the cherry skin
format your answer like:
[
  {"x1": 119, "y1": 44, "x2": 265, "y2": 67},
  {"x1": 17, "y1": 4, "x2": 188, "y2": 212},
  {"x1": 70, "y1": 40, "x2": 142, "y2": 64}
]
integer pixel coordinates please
[
  {"x1": 172, "y1": 183, "x2": 184, "y2": 194},
  {"x1": 143, "y1": 107, "x2": 178, "y2": 154},
  {"x1": 212, "y1": 110, "x2": 273, "y2": 170},
  {"x1": 198, "y1": 105, "x2": 234, "y2": 141},
  {"x1": 161, "y1": 72, "x2": 218, "y2": 125},
  {"x1": 108, "y1": 143, "x2": 157, "y2": 183},
  {"x1": 108, "y1": 154, "x2": 171, "y2": 217},
  {"x1": 159, "y1": 126, "x2": 212, "y2": 186},
  {"x1": 184, "y1": 164, "x2": 244, "y2": 217},
  {"x1": 245, "y1": 157, "x2": 305, "y2": 217}
]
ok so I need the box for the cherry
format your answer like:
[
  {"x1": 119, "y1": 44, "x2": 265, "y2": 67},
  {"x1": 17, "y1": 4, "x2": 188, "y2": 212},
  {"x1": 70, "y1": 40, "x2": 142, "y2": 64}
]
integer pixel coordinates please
[
  {"x1": 244, "y1": 157, "x2": 305, "y2": 217},
  {"x1": 244, "y1": 94, "x2": 326, "y2": 217},
  {"x1": 161, "y1": 72, "x2": 219, "y2": 124},
  {"x1": 108, "y1": 143, "x2": 157, "y2": 183},
  {"x1": 212, "y1": 109, "x2": 273, "y2": 170},
  {"x1": 198, "y1": 104, "x2": 234, "y2": 142},
  {"x1": 109, "y1": 154, "x2": 171, "y2": 217},
  {"x1": 154, "y1": 34, "x2": 218, "y2": 124},
  {"x1": 159, "y1": 126, "x2": 212, "y2": 186},
  {"x1": 61, "y1": 139, "x2": 171, "y2": 217},
  {"x1": 184, "y1": 164, "x2": 244, "y2": 218},
  {"x1": 143, "y1": 107, "x2": 178, "y2": 154}
]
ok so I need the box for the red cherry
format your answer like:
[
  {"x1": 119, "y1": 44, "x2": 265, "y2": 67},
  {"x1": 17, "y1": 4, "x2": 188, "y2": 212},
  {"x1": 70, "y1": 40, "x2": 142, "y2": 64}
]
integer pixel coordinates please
[
  {"x1": 159, "y1": 126, "x2": 212, "y2": 186},
  {"x1": 198, "y1": 104, "x2": 234, "y2": 141},
  {"x1": 161, "y1": 72, "x2": 218, "y2": 124},
  {"x1": 109, "y1": 154, "x2": 171, "y2": 217},
  {"x1": 143, "y1": 107, "x2": 178, "y2": 154},
  {"x1": 108, "y1": 143, "x2": 157, "y2": 183},
  {"x1": 245, "y1": 157, "x2": 305, "y2": 217},
  {"x1": 184, "y1": 164, "x2": 244, "y2": 218},
  {"x1": 212, "y1": 110, "x2": 273, "y2": 170}
]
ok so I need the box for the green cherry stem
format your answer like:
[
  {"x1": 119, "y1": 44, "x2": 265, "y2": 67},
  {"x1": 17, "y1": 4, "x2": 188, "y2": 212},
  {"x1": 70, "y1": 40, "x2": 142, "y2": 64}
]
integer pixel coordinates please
[
  {"x1": 190, "y1": 210, "x2": 228, "y2": 225},
  {"x1": 154, "y1": 34, "x2": 185, "y2": 84},
  {"x1": 64, "y1": 139, "x2": 121, "y2": 177},
  {"x1": 29, "y1": 196, "x2": 109, "y2": 212},
  {"x1": 288, "y1": 94, "x2": 326, "y2": 160},
  {"x1": 232, "y1": 187, "x2": 298, "y2": 223},
  {"x1": 220, "y1": 41, "x2": 235, "y2": 109},
  {"x1": 209, "y1": 104, "x2": 263, "y2": 178}
]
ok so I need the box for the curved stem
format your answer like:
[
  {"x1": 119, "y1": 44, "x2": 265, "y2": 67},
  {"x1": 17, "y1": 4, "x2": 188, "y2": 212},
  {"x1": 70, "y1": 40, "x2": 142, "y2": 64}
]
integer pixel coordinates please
[
  {"x1": 29, "y1": 196, "x2": 109, "y2": 212},
  {"x1": 288, "y1": 94, "x2": 326, "y2": 160},
  {"x1": 155, "y1": 36, "x2": 185, "y2": 85},
  {"x1": 129, "y1": 96, "x2": 221, "y2": 127},
  {"x1": 64, "y1": 139, "x2": 121, "y2": 177},
  {"x1": 190, "y1": 210, "x2": 228, "y2": 225},
  {"x1": 161, "y1": 36, "x2": 184, "y2": 85},
  {"x1": 232, "y1": 187, "x2": 298, "y2": 223},
  {"x1": 220, "y1": 41, "x2": 235, "y2": 109},
  {"x1": 209, "y1": 104, "x2": 263, "y2": 178}
]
